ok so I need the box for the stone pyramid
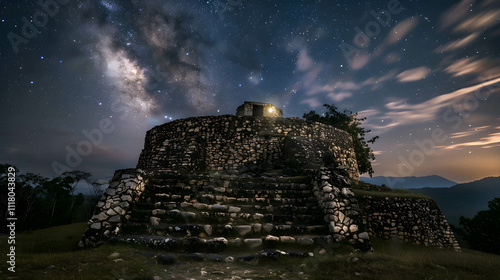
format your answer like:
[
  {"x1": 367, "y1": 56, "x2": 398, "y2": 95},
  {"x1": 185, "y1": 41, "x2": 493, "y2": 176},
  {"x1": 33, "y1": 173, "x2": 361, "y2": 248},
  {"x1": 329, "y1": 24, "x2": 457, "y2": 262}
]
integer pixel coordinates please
[{"x1": 79, "y1": 102, "x2": 459, "y2": 261}]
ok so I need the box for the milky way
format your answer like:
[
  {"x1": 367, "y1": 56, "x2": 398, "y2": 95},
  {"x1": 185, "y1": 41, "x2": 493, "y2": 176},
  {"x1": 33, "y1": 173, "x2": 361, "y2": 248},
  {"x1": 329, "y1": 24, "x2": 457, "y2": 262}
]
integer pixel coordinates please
[{"x1": 1, "y1": 0, "x2": 500, "y2": 182}]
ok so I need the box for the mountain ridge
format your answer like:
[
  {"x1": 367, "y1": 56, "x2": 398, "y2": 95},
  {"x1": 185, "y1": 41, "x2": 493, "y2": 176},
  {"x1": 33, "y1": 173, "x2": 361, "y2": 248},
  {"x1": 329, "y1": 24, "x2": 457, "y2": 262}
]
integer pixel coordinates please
[
  {"x1": 361, "y1": 175, "x2": 457, "y2": 189},
  {"x1": 409, "y1": 176, "x2": 500, "y2": 225}
]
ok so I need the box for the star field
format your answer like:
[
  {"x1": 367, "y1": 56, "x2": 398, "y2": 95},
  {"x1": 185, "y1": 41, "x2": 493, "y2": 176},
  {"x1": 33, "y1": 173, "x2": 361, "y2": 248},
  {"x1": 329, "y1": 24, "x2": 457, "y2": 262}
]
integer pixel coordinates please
[{"x1": 1, "y1": 0, "x2": 500, "y2": 182}]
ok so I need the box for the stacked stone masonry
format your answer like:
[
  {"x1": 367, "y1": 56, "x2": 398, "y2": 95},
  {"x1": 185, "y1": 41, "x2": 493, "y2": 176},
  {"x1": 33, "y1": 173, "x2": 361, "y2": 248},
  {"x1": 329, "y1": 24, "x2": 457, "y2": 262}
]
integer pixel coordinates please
[
  {"x1": 80, "y1": 169, "x2": 146, "y2": 247},
  {"x1": 137, "y1": 115, "x2": 360, "y2": 181},
  {"x1": 80, "y1": 107, "x2": 460, "y2": 255},
  {"x1": 108, "y1": 170, "x2": 339, "y2": 253},
  {"x1": 311, "y1": 167, "x2": 371, "y2": 251},
  {"x1": 357, "y1": 195, "x2": 461, "y2": 251}
]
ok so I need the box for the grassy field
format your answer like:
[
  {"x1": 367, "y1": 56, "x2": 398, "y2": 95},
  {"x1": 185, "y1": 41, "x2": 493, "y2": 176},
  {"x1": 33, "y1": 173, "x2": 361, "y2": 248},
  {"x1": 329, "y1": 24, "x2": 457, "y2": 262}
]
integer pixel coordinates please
[
  {"x1": 1, "y1": 223, "x2": 500, "y2": 279},
  {"x1": 351, "y1": 188, "x2": 431, "y2": 199}
]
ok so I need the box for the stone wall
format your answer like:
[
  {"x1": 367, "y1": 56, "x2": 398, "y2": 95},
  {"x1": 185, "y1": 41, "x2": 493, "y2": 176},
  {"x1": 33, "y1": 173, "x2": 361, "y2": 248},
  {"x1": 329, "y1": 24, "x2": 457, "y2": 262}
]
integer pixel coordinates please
[
  {"x1": 137, "y1": 115, "x2": 359, "y2": 180},
  {"x1": 79, "y1": 169, "x2": 146, "y2": 247},
  {"x1": 356, "y1": 195, "x2": 460, "y2": 251},
  {"x1": 311, "y1": 167, "x2": 371, "y2": 251}
]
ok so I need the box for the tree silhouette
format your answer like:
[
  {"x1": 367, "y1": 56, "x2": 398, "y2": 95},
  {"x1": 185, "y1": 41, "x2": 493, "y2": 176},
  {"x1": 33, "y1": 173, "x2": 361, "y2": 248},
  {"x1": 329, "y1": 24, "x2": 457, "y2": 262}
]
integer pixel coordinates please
[
  {"x1": 41, "y1": 176, "x2": 73, "y2": 225},
  {"x1": 1, "y1": 164, "x2": 99, "y2": 231},
  {"x1": 61, "y1": 170, "x2": 92, "y2": 223},
  {"x1": 458, "y1": 197, "x2": 500, "y2": 254},
  {"x1": 303, "y1": 104, "x2": 379, "y2": 177}
]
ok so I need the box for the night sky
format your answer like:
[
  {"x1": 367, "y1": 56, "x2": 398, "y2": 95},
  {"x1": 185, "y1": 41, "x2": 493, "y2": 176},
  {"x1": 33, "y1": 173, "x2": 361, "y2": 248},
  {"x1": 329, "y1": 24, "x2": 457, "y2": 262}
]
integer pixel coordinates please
[{"x1": 1, "y1": 0, "x2": 500, "y2": 183}]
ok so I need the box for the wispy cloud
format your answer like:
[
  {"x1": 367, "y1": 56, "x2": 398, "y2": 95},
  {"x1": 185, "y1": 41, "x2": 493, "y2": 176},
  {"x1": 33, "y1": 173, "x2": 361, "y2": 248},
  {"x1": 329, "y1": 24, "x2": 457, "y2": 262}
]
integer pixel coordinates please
[
  {"x1": 454, "y1": 10, "x2": 500, "y2": 32},
  {"x1": 386, "y1": 17, "x2": 420, "y2": 44},
  {"x1": 440, "y1": 0, "x2": 476, "y2": 29},
  {"x1": 364, "y1": 77, "x2": 500, "y2": 132},
  {"x1": 328, "y1": 92, "x2": 352, "y2": 102},
  {"x1": 358, "y1": 109, "x2": 380, "y2": 119},
  {"x1": 363, "y1": 70, "x2": 398, "y2": 90},
  {"x1": 397, "y1": 66, "x2": 430, "y2": 82},
  {"x1": 450, "y1": 125, "x2": 491, "y2": 139},
  {"x1": 300, "y1": 97, "x2": 322, "y2": 108},
  {"x1": 441, "y1": 127, "x2": 500, "y2": 149},
  {"x1": 374, "y1": 17, "x2": 419, "y2": 57},
  {"x1": 295, "y1": 46, "x2": 363, "y2": 106},
  {"x1": 297, "y1": 48, "x2": 315, "y2": 71},
  {"x1": 384, "y1": 52, "x2": 401, "y2": 64},
  {"x1": 434, "y1": 33, "x2": 479, "y2": 52},
  {"x1": 444, "y1": 57, "x2": 500, "y2": 79}
]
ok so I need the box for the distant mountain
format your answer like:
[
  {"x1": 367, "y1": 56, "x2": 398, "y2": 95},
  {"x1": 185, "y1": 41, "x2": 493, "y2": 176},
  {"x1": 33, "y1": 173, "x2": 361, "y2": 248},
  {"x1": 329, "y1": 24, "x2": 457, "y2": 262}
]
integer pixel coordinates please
[
  {"x1": 409, "y1": 177, "x2": 500, "y2": 226},
  {"x1": 361, "y1": 175, "x2": 457, "y2": 189}
]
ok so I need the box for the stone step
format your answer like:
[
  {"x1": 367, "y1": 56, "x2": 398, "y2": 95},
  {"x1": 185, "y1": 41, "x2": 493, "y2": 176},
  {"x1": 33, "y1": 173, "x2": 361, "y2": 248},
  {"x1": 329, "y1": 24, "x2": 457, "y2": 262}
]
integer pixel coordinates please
[
  {"x1": 148, "y1": 172, "x2": 311, "y2": 184},
  {"x1": 128, "y1": 209, "x2": 325, "y2": 225},
  {"x1": 143, "y1": 185, "x2": 314, "y2": 200},
  {"x1": 109, "y1": 234, "x2": 335, "y2": 253},
  {"x1": 131, "y1": 202, "x2": 321, "y2": 216},
  {"x1": 148, "y1": 181, "x2": 312, "y2": 192},
  {"x1": 143, "y1": 193, "x2": 318, "y2": 206},
  {"x1": 122, "y1": 222, "x2": 330, "y2": 238}
]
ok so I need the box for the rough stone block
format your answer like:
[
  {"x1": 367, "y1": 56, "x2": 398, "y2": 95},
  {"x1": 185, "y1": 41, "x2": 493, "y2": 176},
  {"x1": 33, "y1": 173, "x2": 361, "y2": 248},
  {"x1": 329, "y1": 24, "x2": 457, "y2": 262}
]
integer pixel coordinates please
[
  {"x1": 105, "y1": 188, "x2": 116, "y2": 196},
  {"x1": 263, "y1": 223, "x2": 274, "y2": 233},
  {"x1": 109, "y1": 215, "x2": 121, "y2": 223},
  {"x1": 349, "y1": 224, "x2": 359, "y2": 233},
  {"x1": 280, "y1": 236, "x2": 296, "y2": 243},
  {"x1": 152, "y1": 209, "x2": 167, "y2": 215},
  {"x1": 252, "y1": 223, "x2": 262, "y2": 233},
  {"x1": 91, "y1": 222, "x2": 101, "y2": 230},
  {"x1": 235, "y1": 225, "x2": 252, "y2": 236},
  {"x1": 150, "y1": 217, "x2": 161, "y2": 226},
  {"x1": 244, "y1": 238, "x2": 263, "y2": 248}
]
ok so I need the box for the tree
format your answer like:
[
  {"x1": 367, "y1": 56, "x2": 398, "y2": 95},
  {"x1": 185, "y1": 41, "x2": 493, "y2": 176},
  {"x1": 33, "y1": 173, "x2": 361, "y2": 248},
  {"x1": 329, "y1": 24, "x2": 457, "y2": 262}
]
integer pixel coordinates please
[
  {"x1": 1, "y1": 164, "x2": 98, "y2": 230},
  {"x1": 458, "y1": 197, "x2": 500, "y2": 254},
  {"x1": 0, "y1": 165, "x2": 49, "y2": 231},
  {"x1": 17, "y1": 173, "x2": 47, "y2": 224},
  {"x1": 61, "y1": 170, "x2": 92, "y2": 223},
  {"x1": 40, "y1": 176, "x2": 74, "y2": 225},
  {"x1": 303, "y1": 104, "x2": 379, "y2": 177}
]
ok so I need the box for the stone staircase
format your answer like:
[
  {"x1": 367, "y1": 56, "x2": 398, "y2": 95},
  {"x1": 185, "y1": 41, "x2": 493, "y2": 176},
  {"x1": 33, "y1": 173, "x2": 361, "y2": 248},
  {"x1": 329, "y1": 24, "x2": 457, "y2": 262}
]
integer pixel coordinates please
[{"x1": 110, "y1": 170, "x2": 339, "y2": 260}]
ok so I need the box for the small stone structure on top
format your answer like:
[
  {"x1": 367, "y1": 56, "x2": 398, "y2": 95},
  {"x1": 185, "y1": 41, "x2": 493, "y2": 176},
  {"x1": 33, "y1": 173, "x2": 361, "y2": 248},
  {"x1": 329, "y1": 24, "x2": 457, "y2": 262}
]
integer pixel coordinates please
[{"x1": 236, "y1": 101, "x2": 283, "y2": 118}]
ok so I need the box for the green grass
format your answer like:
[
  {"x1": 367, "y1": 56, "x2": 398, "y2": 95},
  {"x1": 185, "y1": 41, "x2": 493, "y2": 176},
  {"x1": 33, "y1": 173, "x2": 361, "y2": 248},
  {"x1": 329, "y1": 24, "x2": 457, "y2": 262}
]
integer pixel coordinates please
[
  {"x1": 352, "y1": 188, "x2": 431, "y2": 199},
  {"x1": 312, "y1": 238, "x2": 500, "y2": 280},
  {"x1": 9, "y1": 223, "x2": 88, "y2": 254},
  {"x1": 351, "y1": 180, "x2": 431, "y2": 199},
  {"x1": 2, "y1": 223, "x2": 500, "y2": 279}
]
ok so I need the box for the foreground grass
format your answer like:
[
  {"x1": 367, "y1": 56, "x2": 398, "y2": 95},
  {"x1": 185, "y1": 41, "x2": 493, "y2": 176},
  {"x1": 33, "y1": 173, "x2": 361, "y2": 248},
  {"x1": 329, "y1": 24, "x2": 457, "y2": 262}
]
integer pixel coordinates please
[
  {"x1": 352, "y1": 188, "x2": 430, "y2": 199},
  {"x1": 312, "y1": 238, "x2": 500, "y2": 280},
  {"x1": 1, "y1": 224, "x2": 500, "y2": 279}
]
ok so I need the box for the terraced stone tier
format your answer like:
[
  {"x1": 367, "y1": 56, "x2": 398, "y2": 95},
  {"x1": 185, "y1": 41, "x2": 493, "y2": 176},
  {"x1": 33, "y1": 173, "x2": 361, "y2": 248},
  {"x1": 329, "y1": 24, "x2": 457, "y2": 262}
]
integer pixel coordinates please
[
  {"x1": 116, "y1": 171, "x2": 342, "y2": 255},
  {"x1": 110, "y1": 234, "x2": 335, "y2": 253},
  {"x1": 122, "y1": 222, "x2": 329, "y2": 238}
]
